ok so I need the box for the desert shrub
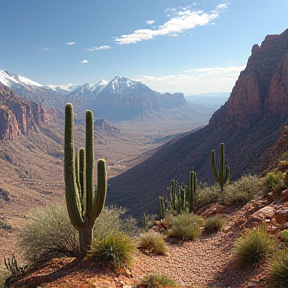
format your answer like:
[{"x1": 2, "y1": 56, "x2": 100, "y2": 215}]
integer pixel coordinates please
[
  {"x1": 88, "y1": 231, "x2": 135, "y2": 270},
  {"x1": 222, "y1": 175, "x2": 262, "y2": 205},
  {"x1": 204, "y1": 215, "x2": 224, "y2": 233},
  {"x1": 19, "y1": 204, "x2": 133, "y2": 262},
  {"x1": 267, "y1": 248, "x2": 288, "y2": 288},
  {"x1": 0, "y1": 266, "x2": 10, "y2": 287},
  {"x1": 19, "y1": 204, "x2": 79, "y2": 261},
  {"x1": 234, "y1": 224, "x2": 276, "y2": 269},
  {"x1": 167, "y1": 213, "x2": 203, "y2": 241},
  {"x1": 195, "y1": 183, "x2": 220, "y2": 209},
  {"x1": 138, "y1": 231, "x2": 168, "y2": 255},
  {"x1": 278, "y1": 160, "x2": 288, "y2": 172},
  {"x1": 279, "y1": 151, "x2": 288, "y2": 162},
  {"x1": 122, "y1": 215, "x2": 137, "y2": 237},
  {"x1": 263, "y1": 171, "x2": 284, "y2": 190},
  {"x1": 279, "y1": 230, "x2": 288, "y2": 246},
  {"x1": 93, "y1": 206, "x2": 136, "y2": 240},
  {"x1": 135, "y1": 274, "x2": 179, "y2": 287}
]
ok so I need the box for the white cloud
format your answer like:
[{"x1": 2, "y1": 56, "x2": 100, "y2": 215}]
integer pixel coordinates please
[
  {"x1": 136, "y1": 65, "x2": 244, "y2": 95},
  {"x1": 146, "y1": 20, "x2": 155, "y2": 25},
  {"x1": 115, "y1": 4, "x2": 228, "y2": 44},
  {"x1": 85, "y1": 45, "x2": 111, "y2": 52},
  {"x1": 66, "y1": 42, "x2": 76, "y2": 45},
  {"x1": 37, "y1": 47, "x2": 55, "y2": 52},
  {"x1": 80, "y1": 60, "x2": 88, "y2": 64}
]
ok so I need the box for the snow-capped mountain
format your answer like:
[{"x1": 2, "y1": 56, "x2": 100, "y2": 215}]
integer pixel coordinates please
[
  {"x1": 68, "y1": 80, "x2": 108, "y2": 98},
  {"x1": 0, "y1": 70, "x2": 187, "y2": 121},
  {"x1": 88, "y1": 76, "x2": 186, "y2": 121},
  {"x1": 0, "y1": 70, "x2": 43, "y2": 88}
]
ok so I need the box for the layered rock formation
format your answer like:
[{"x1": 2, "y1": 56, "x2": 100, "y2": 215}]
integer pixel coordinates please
[
  {"x1": 0, "y1": 83, "x2": 57, "y2": 140},
  {"x1": 210, "y1": 28, "x2": 288, "y2": 129},
  {"x1": 107, "y1": 28, "x2": 288, "y2": 216}
]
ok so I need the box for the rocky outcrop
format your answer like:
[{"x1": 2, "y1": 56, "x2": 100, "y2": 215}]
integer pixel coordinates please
[
  {"x1": 0, "y1": 83, "x2": 57, "y2": 140},
  {"x1": 0, "y1": 105, "x2": 20, "y2": 140},
  {"x1": 210, "y1": 29, "x2": 288, "y2": 129}
]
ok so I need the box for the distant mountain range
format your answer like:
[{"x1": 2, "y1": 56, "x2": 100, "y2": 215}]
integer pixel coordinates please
[
  {"x1": 186, "y1": 93, "x2": 229, "y2": 109},
  {"x1": 0, "y1": 71, "x2": 187, "y2": 121}
]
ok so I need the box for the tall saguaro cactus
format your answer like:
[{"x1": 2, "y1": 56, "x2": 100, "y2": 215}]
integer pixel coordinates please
[
  {"x1": 64, "y1": 103, "x2": 107, "y2": 254},
  {"x1": 211, "y1": 142, "x2": 230, "y2": 192}
]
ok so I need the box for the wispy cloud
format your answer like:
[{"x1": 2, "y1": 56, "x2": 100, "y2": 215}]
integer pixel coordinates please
[
  {"x1": 66, "y1": 42, "x2": 76, "y2": 45},
  {"x1": 37, "y1": 47, "x2": 55, "y2": 52},
  {"x1": 115, "y1": 3, "x2": 229, "y2": 44},
  {"x1": 80, "y1": 60, "x2": 88, "y2": 64},
  {"x1": 146, "y1": 20, "x2": 155, "y2": 25},
  {"x1": 136, "y1": 65, "x2": 244, "y2": 94},
  {"x1": 85, "y1": 45, "x2": 111, "y2": 52}
]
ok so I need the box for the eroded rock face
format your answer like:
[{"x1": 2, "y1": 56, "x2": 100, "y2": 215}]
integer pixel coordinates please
[
  {"x1": 0, "y1": 106, "x2": 20, "y2": 140},
  {"x1": 0, "y1": 83, "x2": 57, "y2": 140},
  {"x1": 210, "y1": 29, "x2": 288, "y2": 129}
]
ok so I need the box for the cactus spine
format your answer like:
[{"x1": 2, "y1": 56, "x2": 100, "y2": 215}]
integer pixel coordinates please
[
  {"x1": 211, "y1": 143, "x2": 230, "y2": 192},
  {"x1": 64, "y1": 103, "x2": 107, "y2": 254},
  {"x1": 188, "y1": 171, "x2": 196, "y2": 213}
]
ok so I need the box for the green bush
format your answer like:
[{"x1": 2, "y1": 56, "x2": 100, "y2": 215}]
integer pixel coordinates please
[
  {"x1": 138, "y1": 231, "x2": 168, "y2": 255},
  {"x1": 88, "y1": 231, "x2": 135, "y2": 270},
  {"x1": 135, "y1": 274, "x2": 179, "y2": 287},
  {"x1": 222, "y1": 175, "x2": 262, "y2": 206},
  {"x1": 167, "y1": 213, "x2": 203, "y2": 241},
  {"x1": 234, "y1": 224, "x2": 276, "y2": 269},
  {"x1": 263, "y1": 171, "x2": 284, "y2": 190},
  {"x1": 204, "y1": 215, "x2": 224, "y2": 233},
  {"x1": 267, "y1": 248, "x2": 288, "y2": 287},
  {"x1": 19, "y1": 204, "x2": 134, "y2": 262}
]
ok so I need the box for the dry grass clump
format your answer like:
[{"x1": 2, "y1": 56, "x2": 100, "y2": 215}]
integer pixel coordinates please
[
  {"x1": 88, "y1": 231, "x2": 135, "y2": 271},
  {"x1": 234, "y1": 224, "x2": 276, "y2": 269},
  {"x1": 267, "y1": 248, "x2": 288, "y2": 287},
  {"x1": 138, "y1": 231, "x2": 168, "y2": 255},
  {"x1": 135, "y1": 274, "x2": 179, "y2": 287},
  {"x1": 204, "y1": 215, "x2": 224, "y2": 233},
  {"x1": 167, "y1": 212, "x2": 203, "y2": 241}
]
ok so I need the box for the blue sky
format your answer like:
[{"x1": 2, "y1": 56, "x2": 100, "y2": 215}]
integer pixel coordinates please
[{"x1": 0, "y1": 0, "x2": 288, "y2": 95}]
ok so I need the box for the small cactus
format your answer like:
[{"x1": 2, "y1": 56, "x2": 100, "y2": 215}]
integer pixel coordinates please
[{"x1": 211, "y1": 143, "x2": 230, "y2": 192}]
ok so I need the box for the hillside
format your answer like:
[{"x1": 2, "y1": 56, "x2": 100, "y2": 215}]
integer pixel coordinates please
[{"x1": 107, "y1": 28, "x2": 288, "y2": 216}]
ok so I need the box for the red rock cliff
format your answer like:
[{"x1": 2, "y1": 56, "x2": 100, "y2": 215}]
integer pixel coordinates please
[
  {"x1": 210, "y1": 29, "x2": 288, "y2": 129},
  {"x1": 0, "y1": 83, "x2": 57, "y2": 140}
]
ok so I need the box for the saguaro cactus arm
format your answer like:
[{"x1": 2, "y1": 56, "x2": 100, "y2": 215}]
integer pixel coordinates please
[
  {"x1": 85, "y1": 110, "x2": 94, "y2": 218},
  {"x1": 89, "y1": 159, "x2": 107, "y2": 227}
]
